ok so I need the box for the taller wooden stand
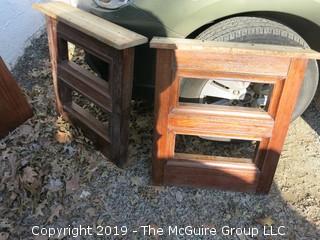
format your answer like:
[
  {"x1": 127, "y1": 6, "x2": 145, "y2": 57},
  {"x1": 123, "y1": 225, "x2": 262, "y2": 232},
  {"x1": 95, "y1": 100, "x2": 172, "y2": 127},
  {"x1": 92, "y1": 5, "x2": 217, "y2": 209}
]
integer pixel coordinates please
[
  {"x1": 33, "y1": 2, "x2": 147, "y2": 166},
  {"x1": 151, "y1": 38, "x2": 320, "y2": 193}
]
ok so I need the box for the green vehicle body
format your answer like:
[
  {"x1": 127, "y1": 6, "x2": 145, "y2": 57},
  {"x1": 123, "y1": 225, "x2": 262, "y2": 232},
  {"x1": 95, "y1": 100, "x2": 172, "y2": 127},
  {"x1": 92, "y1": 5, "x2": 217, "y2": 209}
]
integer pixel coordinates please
[{"x1": 85, "y1": 0, "x2": 320, "y2": 96}]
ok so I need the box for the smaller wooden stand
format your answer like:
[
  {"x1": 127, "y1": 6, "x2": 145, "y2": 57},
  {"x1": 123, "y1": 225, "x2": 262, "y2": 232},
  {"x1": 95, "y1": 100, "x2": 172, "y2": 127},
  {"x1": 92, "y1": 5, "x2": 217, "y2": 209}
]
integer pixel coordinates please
[
  {"x1": 0, "y1": 57, "x2": 33, "y2": 138},
  {"x1": 151, "y1": 37, "x2": 320, "y2": 193},
  {"x1": 33, "y1": 2, "x2": 147, "y2": 166}
]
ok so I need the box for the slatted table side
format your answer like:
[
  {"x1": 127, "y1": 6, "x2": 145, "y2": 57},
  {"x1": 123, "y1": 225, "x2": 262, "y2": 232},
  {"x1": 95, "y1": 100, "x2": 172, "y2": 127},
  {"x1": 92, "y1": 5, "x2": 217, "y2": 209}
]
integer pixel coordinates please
[
  {"x1": 45, "y1": 16, "x2": 115, "y2": 160},
  {"x1": 35, "y1": 2, "x2": 148, "y2": 167},
  {"x1": 153, "y1": 48, "x2": 266, "y2": 190},
  {"x1": 151, "y1": 37, "x2": 320, "y2": 192}
]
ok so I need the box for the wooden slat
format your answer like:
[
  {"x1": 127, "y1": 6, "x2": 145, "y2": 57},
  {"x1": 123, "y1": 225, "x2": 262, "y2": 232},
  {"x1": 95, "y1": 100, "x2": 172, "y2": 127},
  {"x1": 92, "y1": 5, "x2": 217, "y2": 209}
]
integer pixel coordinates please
[
  {"x1": 33, "y1": 2, "x2": 148, "y2": 50},
  {"x1": 176, "y1": 103, "x2": 274, "y2": 118},
  {"x1": 255, "y1": 80, "x2": 285, "y2": 169},
  {"x1": 57, "y1": 21, "x2": 115, "y2": 63},
  {"x1": 46, "y1": 17, "x2": 70, "y2": 118},
  {"x1": 109, "y1": 48, "x2": 135, "y2": 167},
  {"x1": 150, "y1": 37, "x2": 320, "y2": 59},
  {"x1": 174, "y1": 153, "x2": 256, "y2": 169},
  {"x1": 0, "y1": 57, "x2": 33, "y2": 138},
  {"x1": 168, "y1": 103, "x2": 274, "y2": 141},
  {"x1": 177, "y1": 69, "x2": 284, "y2": 84},
  {"x1": 164, "y1": 153, "x2": 260, "y2": 192},
  {"x1": 58, "y1": 61, "x2": 112, "y2": 112},
  {"x1": 175, "y1": 50, "x2": 290, "y2": 77},
  {"x1": 152, "y1": 49, "x2": 177, "y2": 184},
  {"x1": 63, "y1": 102, "x2": 110, "y2": 144}
]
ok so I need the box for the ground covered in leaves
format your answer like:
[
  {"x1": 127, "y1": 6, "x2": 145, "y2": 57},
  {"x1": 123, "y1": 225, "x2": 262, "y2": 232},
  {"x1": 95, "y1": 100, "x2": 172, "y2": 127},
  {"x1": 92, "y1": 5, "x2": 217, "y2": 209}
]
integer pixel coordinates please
[{"x1": 0, "y1": 33, "x2": 319, "y2": 239}]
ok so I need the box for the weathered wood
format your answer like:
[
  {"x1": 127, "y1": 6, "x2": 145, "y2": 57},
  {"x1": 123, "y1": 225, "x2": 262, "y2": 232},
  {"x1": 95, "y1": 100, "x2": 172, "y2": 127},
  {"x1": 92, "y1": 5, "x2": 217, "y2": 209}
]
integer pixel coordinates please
[
  {"x1": 64, "y1": 103, "x2": 111, "y2": 159},
  {"x1": 33, "y1": 2, "x2": 148, "y2": 50},
  {"x1": 38, "y1": 5, "x2": 146, "y2": 167},
  {"x1": 150, "y1": 37, "x2": 320, "y2": 59},
  {"x1": 64, "y1": 102, "x2": 110, "y2": 143},
  {"x1": 57, "y1": 21, "x2": 116, "y2": 64},
  {"x1": 109, "y1": 48, "x2": 135, "y2": 167},
  {"x1": 0, "y1": 57, "x2": 33, "y2": 138},
  {"x1": 58, "y1": 61, "x2": 112, "y2": 112}
]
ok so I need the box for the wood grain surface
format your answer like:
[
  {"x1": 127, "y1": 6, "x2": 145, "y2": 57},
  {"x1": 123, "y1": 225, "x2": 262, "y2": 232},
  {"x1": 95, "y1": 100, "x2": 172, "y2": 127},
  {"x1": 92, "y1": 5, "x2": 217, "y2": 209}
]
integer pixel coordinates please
[
  {"x1": 0, "y1": 57, "x2": 33, "y2": 138},
  {"x1": 151, "y1": 37, "x2": 320, "y2": 59},
  {"x1": 33, "y1": 2, "x2": 148, "y2": 50},
  {"x1": 151, "y1": 38, "x2": 318, "y2": 193}
]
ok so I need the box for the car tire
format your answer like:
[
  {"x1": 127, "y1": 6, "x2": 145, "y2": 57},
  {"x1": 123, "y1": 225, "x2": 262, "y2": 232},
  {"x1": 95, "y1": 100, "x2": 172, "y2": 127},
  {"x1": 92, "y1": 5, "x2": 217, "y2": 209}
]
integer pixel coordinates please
[{"x1": 181, "y1": 17, "x2": 319, "y2": 120}]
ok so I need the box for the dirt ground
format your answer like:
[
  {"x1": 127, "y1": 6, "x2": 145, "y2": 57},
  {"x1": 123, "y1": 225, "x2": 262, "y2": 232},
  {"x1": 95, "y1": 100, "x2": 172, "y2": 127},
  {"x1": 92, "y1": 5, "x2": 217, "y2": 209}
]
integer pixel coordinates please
[{"x1": 0, "y1": 33, "x2": 319, "y2": 239}]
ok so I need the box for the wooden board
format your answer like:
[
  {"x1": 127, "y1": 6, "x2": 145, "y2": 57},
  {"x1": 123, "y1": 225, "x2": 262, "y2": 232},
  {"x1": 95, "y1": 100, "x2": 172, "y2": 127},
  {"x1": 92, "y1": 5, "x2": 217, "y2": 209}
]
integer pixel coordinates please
[
  {"x1": 0, "y1": 57, "x2": 33, "y2": 138},
  {"x1": 175, "y1": 50, "x2": 290, "y2": 77},
  {"x1": 150, "y1": 37, "x2": 320, "y2": 59},
  {"x1": 58, "y1": 61, "x2": 112, "y2": 113},
  {"x1": 33, "y1": 2, "x2": 148, "y2": 50},
  {"x1": 164, "y1": 153, "x2": 260, "y2": 192},
  {"x1": 152, "y1": 49, "x2": 176, "y2": 184},
  {"x1": 168, "y1": 104, "x2": 274, "y2": 141}
]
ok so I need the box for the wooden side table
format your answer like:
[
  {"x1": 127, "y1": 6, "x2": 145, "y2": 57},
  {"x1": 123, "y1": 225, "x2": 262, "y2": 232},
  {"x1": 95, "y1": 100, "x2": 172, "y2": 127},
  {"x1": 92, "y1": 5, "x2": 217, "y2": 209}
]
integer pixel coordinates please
[
  {"x1": 150, "y1": 37, "x2": 320, "y2": 193},
  {"x1": 33, "y1": 2, "x2": 147, "y2": 167}
]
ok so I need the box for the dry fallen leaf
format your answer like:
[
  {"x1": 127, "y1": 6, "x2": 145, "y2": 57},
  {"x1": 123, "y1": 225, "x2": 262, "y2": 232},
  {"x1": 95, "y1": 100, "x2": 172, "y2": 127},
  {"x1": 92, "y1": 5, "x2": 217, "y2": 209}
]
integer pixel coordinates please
[
  {"x1": 7, "y1": 154, "x2": 17, "y2": 178},
  {"x1": 20, "y1": 166, "x2": 41, "y2": 195},
  {"x1": 66, "y1": 173, "x2": 80, "y2": 195},
  {"x1": 55, "y1": 130, "x2": 72, "y2": 144},
  {"x1": 131, "y1": 176, "x2": 143, "y2": 186},
  {"x1": 19, "y1": 124, "x2": 33, "y2": 136},
  {"x1": 35, "y1": 200, "x2": 47, "y2": 217},
  {"x1": 153, "y1": 186, "x2": 165, "y2": 193},
  {"x1": 85, "y1": 207, "x2": 96, "y2": 218},
  {"x1": 47, "y1": 205, "x2": 64, "y2": 224},
  {"x1": 0, "y1": 232, "x2": 9, "y2": 240},
  {"x1": 21, "y1": 167, "x2": 37, "y2": 181},
  {"x1": 46, "y1": 178, "x2": 63, "y2": 192},
  {"x1": 8, "y1": 192, "x2": 17, "y2": 206},
  {"x1": 256, "y1": 216, "x2": 274, "y2": 226},
  {"x1": 0, "y1": 142, "x2": 6, "y2": 150}
]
